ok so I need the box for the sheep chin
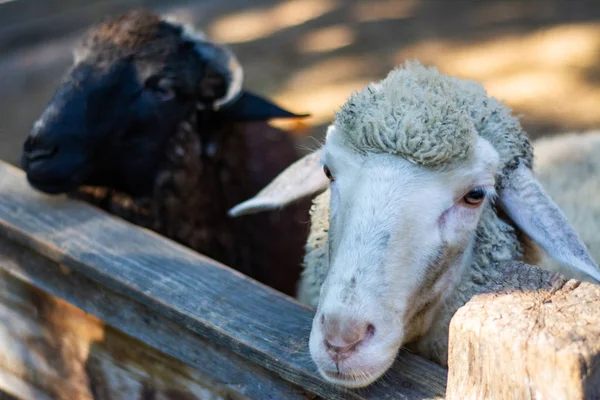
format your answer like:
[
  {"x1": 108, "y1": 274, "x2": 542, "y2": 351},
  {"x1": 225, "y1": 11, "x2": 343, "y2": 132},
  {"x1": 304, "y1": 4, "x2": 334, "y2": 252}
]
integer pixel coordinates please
[{"x1": 310, "y1": 335, "x2": 399, "y2": 389}]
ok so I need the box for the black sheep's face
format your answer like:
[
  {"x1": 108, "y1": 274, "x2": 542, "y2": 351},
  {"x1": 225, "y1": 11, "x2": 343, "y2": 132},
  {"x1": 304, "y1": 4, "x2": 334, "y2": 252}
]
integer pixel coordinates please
[
  {"x1": 21, "y1": 10, "x2": 307, "y2": 197},
  {"x1": 21, "y1": 12, "x2": 212, "y2": 196},
  {"x1": 22, "y1": 58, "x2": 196, "y2": 196}
]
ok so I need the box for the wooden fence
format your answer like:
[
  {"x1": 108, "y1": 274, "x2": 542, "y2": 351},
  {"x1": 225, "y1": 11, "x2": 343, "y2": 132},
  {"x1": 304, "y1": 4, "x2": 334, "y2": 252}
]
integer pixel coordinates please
[
  {"x1": 0, "y1": 160, "x2": 448, "y2": 399},
  {"x1": 2, "y1": 2, "x2": 599, "y2": 399}
]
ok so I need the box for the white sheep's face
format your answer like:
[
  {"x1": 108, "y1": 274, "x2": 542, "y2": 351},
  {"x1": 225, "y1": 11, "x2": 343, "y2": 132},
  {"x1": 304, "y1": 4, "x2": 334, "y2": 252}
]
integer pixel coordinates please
[{"x1": 308, "y1": 127, "x2": 500, "y2": 387}]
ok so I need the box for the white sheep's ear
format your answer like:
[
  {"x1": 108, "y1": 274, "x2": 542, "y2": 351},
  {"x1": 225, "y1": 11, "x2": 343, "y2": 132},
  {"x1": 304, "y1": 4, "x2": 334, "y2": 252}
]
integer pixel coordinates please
[
  {"x1": 229, "y1": 149, "x2": 328, "y2": 217},
  {"x1": 499, "y1": 162, "x2": 600, "y2": 283}
]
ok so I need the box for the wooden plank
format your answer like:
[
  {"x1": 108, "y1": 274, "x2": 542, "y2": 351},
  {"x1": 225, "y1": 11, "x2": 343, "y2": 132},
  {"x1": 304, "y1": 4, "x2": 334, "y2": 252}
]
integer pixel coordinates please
[
  {"x1": 0, "y1": 269, "x2": 247, "y2": 400},
  {"x1": 0, "y1": 238, "x2": 308, "y2": 400},
  {"x1": 446, "y1": 262, "x2": 600, "y2": 400},
  {"x1": 0, "y1": 367, "x2": 53, "y2": 400},
  {"x1": 0, "y1": 160, "x2": 448, "y2": 399}
]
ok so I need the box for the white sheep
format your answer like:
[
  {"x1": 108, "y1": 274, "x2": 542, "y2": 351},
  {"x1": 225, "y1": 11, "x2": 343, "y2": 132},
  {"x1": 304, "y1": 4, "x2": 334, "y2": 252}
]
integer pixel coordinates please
[
  {"x1": 229, "y1": 61, "x2": 600, "y2": 388},
  {"x1": 532, "y1": 130, "x2": 600, "y2": 279}
]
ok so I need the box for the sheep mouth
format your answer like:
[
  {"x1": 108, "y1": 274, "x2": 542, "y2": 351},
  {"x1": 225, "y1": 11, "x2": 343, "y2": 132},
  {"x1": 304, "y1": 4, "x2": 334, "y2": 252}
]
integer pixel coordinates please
[
  {"x1": 319, "y1": 368, "x2": 382, "y2": 389},
  {"x1": 25, "y1": 167, "x2": 93, "y2": 195},
  {"x1": 26, "y1": 176, "x2": 81, "y2": 194}
]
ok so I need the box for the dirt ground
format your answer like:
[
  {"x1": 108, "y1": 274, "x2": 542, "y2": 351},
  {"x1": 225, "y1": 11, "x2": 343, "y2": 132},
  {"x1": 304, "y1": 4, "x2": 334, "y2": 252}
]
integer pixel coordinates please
[{"x1": 1, "y1": 0, "x2": 600, "y2": 164}]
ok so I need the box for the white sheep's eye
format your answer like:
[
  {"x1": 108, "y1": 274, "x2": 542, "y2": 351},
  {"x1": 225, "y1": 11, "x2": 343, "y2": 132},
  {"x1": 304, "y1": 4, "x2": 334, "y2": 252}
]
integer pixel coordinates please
[
  {"x1": 323, "y1": 165, "x2": 334, "y2": 182},
  {"x1": 462, "y1": 187, "x2": 486, "y2": 206}
]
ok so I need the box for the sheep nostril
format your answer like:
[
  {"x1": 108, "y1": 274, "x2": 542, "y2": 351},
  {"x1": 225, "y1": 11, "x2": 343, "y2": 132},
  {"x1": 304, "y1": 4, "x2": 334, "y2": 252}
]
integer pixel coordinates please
[
  {"x1": 322, "y1": 317, "x2": 375, "y2": 362},
  {"x1": 25, "y1": 145, "x2": 59, "y2": 162},
  {"x1": 23, "y1": 136, "x2": 36, "y2": 152},
  {"x1": 366, "y1": 323, "x2": 375, "y2": 339}
]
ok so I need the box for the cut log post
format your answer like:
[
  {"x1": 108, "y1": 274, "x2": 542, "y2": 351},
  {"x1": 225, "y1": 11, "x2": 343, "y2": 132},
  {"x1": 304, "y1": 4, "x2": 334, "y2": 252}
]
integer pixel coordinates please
[{"x1": 447, "y1": 261, "x2": 600, "y2": 400}]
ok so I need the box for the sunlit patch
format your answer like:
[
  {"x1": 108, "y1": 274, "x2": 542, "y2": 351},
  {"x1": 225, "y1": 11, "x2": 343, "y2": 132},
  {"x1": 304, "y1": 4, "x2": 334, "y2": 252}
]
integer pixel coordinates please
[
  {"x1": 207, "y1": 10, "x2": 271, "y2": 43},
  {"x1": 298, "y1": 25, "x2": 355, "y2": 54},
  {"x1": 283, "y1": 55, "x2": 377, "y2": 89},
  {"x1": 268, "y1": 80, "x2": 370, "y2": 133},
  {"x1": 395, "y1": 22, "x2": 600, "y2": 135},
  {"x1": 274, "y1": 0, "x2": 339, "y2": 29},
  {"x1": 397, "y1": 24, "x2": 600, "y2": 79},
  {"x1": 208, "y1": 0, "x2": 339, "y2": 43}
]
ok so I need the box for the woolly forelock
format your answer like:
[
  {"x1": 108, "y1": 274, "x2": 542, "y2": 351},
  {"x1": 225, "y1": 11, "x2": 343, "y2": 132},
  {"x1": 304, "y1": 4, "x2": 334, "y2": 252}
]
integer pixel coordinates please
[
  {"x1": 334, "y1": 61, "x2": 533, "y2": 184},
  {"x1": 74, "y1": 10, "x2": 243, "y2": 108},
  {"x1": 76, "y1": 10, "x2": 182, "y2": 60}
]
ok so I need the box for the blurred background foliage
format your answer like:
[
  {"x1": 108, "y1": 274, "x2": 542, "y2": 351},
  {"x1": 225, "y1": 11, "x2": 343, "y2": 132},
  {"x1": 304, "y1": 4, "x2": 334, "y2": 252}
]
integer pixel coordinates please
[{"x1": 1, "y1": 0, "x2": 599, "y2": 164}]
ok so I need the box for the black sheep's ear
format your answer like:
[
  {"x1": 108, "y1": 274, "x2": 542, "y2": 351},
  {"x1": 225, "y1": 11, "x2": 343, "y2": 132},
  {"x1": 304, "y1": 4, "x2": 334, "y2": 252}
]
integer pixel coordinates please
[{"x1": 216, "y1": 91, "x2": 310, "y2": 121}]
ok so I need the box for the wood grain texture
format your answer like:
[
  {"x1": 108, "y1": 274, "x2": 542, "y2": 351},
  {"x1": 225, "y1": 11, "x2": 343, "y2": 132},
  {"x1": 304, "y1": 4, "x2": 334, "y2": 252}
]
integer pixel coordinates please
[
  {"x1": 0, "y1": 269, "x2": 244, "y2": 400},
  {"x1": 0, "y1": 161, "x2": 447, "y2": 400},
  {"x1": 0, "y1": 238, "x2": 309, "y2": 400},
  {"x1": 447, "y1": 261, "x2": 600, "y2": 400}
]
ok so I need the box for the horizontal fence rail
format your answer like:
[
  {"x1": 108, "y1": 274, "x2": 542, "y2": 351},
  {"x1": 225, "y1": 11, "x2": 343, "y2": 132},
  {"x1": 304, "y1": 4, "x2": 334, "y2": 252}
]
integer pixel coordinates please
[{"x1": 0, "y1": 160, "x2": 448, "y2": 400}]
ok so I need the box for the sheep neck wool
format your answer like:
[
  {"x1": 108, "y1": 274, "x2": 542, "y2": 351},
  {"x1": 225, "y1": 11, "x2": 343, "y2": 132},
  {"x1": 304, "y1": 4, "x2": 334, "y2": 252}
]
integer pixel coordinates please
[{"x1": 334, "y1": 61, "x2": 534, "y2": 180}]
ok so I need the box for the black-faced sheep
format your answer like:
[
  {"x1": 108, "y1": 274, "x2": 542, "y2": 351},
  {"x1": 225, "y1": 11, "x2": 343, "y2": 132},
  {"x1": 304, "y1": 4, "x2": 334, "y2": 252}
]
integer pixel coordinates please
[
  {"x1": 20, "y1": 9, "x2": 311, "y2": 296},
  {"x1": 230, "y1": 61, "x2": 600, "y2": 387}
]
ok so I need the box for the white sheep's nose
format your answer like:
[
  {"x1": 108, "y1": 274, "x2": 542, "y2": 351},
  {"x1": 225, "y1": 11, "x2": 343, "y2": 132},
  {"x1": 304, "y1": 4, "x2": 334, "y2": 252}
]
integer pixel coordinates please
[{"x1": 321, "y1": 314, "x2": 375, "y2": 362}]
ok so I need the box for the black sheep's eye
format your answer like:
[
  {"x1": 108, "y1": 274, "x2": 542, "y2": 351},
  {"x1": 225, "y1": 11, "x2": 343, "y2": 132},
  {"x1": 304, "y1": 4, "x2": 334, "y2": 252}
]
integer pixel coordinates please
[
  {"x1": 144, "y1": 76, "x2": 176, "y2": 102},
  {"x1": 462, "y1": 187, "x2": 486, "y2": 206},
  {"x1": 323, "y1": 165, "x2": 334, "y2": 182}
]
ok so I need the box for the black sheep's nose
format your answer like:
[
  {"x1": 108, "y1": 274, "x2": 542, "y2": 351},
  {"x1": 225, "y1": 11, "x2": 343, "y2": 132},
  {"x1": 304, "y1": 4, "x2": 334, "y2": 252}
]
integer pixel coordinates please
[
  {"x1": 24, "y1": 146, "x2": 59, "y2": 162},
  {"x1": 23, "y1": 136, "x2": 58, "y2": 161}
]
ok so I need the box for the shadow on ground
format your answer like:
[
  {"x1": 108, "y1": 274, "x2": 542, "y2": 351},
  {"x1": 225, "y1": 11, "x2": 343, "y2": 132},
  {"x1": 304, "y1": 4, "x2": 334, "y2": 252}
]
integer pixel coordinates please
[{"x1": 1, "y1": 0, "x2": 599, "y2": 163}]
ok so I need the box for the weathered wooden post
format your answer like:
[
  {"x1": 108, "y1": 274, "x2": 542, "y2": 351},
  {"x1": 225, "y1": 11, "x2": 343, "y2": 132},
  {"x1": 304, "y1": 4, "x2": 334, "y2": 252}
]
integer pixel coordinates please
[{"x1": 447, "y1": 262, "x2": 600, "y2": 399}]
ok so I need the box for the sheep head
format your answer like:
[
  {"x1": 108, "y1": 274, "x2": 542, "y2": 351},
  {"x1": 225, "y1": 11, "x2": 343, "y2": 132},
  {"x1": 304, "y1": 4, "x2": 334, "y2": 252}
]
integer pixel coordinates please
[
  {"x1": 21, "y1": 9, "x2": 306, "y2": 196},
  {"x1": 230, "y1": 61, "x2": 600, "y2": 388}
]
